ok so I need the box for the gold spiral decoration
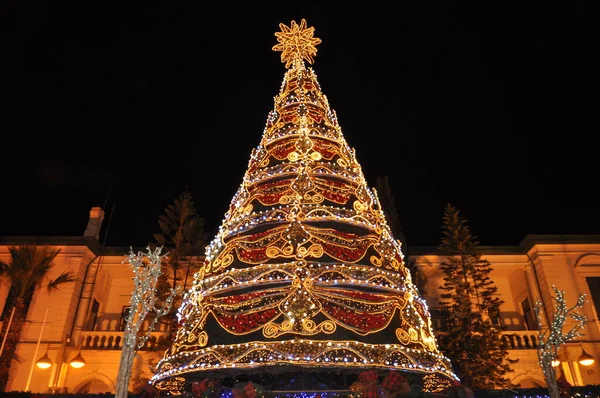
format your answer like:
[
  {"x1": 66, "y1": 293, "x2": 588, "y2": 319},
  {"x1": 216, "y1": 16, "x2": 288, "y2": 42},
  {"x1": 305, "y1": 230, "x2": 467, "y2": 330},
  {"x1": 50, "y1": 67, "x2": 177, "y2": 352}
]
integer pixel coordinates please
[
  {"x1": 370, "y1": 255, "x2": 384, "y2": 267},
  {"x1": 310, "y1": 151, "x2": 322, "y2": 160},
  {"x1": 187, "y1": 332, "x2": 196, "y2": 343},
  {"x1": 306, "y1": 193, "x2": 324, "y2": 203},
  {"x1": 281, "y1": 320, "x2": 294, "y2": 331},
  {"x1": 209, "y1": 253, "x2": 234, "y2": 273},
  {"x1": 263, "y1": 323, "x2": 280, "y2": 338},
  {"x1": 320, "y1": 320, "x2": 336, "y2": 334},
  {"x1": 259, "y1": 157, "x2": 270, "y2": 167},
  {"x1": 337, "y1": 158, "x2": 348, "y2": 167},
  {"x1": 297, "y1": 246, "x2": 309, "y2": 257},
  {"x1": 389, "y1": 258, "x2": 401, "y2": 271},
  {"x1": 306, "y1": 244, "x2": 324, "y2": 258},
  {"x1": 302, "y1": 319, "x2": 317, "y2": 332},
  {"x1": 283, "y1": 244, "x2": 295, "y2": 256},
  {"x1": 279, "y1": 194, "x2": 295, "y2": 205},
  {"x1": 396, "y1": 328, "x2": 411, "y2": 345},
  {"x1": 197, "y1": 331, "x2": 208, "y2": 347},
  {"x1": 353, "y1": 200, "x2": 368, "y2": 212},
  {"x1": 266, "y1": 246, "x2": 280, "y2": 258},
  {"x1": 287, "y1": 152, "x2": 300, "y2": 162}
]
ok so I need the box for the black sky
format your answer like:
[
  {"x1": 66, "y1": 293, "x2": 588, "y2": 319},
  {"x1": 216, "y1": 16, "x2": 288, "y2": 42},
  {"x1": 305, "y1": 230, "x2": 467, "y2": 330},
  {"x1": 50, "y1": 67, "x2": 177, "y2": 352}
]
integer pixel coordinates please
[{"x1": 2, "y1": 2, "x2": 598, "y2": 249}]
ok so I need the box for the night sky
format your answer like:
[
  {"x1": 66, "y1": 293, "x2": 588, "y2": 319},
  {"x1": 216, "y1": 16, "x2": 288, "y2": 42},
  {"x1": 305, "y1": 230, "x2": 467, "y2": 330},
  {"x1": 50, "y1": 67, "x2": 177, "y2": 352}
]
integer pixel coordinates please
[{"x1": 2, "y1": 3, "x2": 598, "y2": 249}]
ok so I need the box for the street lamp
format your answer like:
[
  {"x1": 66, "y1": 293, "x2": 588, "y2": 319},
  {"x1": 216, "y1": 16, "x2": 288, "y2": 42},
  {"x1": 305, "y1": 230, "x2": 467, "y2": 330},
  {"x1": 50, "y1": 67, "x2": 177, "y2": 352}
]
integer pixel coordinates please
[
  {"x1": 69, "y1": 350, "x2": 86, "y2": 368},
  {"x1": 578, "y1": 345, "x2": 595, "y2": 366},
  {"x1": 36, "y1": 347, "x2": 52, "y2": 370}
]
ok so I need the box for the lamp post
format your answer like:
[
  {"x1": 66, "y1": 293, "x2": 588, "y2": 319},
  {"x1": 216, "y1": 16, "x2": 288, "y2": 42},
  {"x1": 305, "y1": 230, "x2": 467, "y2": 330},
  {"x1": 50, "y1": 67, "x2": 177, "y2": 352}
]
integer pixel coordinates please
[
  {"x1": 50, "y1": 339, "x2": 87, "y2": 393},
  {"x1": 25, "y1": 308, "x2": 49, "y2": 391}
]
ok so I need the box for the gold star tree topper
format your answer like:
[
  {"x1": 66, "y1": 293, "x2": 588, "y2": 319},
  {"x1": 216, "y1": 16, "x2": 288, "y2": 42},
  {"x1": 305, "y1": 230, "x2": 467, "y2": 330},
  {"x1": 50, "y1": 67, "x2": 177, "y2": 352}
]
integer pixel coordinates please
[{"x1": 273, "y1": 19, "x2": 322, "y2": 69}]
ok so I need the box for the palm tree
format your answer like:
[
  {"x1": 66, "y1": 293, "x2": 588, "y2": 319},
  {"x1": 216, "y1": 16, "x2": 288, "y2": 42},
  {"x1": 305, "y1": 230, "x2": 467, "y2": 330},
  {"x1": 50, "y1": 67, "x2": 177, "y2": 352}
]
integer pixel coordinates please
[{"x1": 0, "y1": 245, "x2": 76, "y2": 391}]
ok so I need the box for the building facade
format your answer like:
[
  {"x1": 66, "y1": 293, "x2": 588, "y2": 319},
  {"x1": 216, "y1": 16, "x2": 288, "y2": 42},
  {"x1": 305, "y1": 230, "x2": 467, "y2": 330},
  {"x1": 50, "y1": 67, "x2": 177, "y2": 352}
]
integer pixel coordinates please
[{"x1": 0, "y1": 207, "x2": 599, "y2": 393}]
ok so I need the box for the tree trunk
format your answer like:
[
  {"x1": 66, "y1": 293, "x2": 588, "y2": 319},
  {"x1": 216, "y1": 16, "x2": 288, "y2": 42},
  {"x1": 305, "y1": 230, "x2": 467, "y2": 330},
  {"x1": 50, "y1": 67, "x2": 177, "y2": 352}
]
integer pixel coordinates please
[
  {"x1": 0, "y1": 299, "x2": 26, "y2": 391},
  {"x1": 542, "y1": 362, "x2": 560, "y2": 398},
  {"x1": 115, "y1": 339, "x2": 136, "y2": 398}
]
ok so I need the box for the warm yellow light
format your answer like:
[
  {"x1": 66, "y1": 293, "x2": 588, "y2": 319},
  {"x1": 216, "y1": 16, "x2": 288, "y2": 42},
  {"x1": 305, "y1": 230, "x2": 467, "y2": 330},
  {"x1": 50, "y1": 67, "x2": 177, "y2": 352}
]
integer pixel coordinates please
[
  {"x1": 551, "y1": 358, "x2": 561, "y2": 367},
  {"x1": 578, "y1": 348, "x2": 595, "y2": 366},
  {"x1": 69, "y1": 351, "x2": 86, "y2": 368},
  {"x1": 36, "y1": 353, "x2": 52, "y2": 369}
]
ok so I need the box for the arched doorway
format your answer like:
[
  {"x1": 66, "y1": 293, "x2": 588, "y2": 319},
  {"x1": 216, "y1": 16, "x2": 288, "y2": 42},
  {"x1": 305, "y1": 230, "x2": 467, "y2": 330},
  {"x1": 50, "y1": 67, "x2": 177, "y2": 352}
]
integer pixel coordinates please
[{"x1": 73, "y1": 378, "x2": 112, "y2": 394}]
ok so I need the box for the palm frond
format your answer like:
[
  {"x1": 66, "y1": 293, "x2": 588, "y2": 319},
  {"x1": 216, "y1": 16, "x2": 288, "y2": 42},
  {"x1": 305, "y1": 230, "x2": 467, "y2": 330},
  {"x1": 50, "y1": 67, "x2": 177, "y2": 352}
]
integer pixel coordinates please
[{"x1": 46, "y1": 271, "x2": 77, "y2": 292}]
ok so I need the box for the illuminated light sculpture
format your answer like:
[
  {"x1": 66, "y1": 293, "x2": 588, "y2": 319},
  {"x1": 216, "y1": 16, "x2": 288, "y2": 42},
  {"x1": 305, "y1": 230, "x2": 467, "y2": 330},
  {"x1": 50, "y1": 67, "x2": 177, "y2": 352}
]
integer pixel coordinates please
[{"x1": 151, "y1": 19, "x2": 458, "y2": 393}]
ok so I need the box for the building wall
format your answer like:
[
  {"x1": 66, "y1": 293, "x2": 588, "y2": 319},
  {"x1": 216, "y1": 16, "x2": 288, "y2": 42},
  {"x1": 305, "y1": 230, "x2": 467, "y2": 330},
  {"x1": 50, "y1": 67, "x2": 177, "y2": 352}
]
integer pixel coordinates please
[
  {"x1": 1, "y1": 234, "x2": 599, "y2": 392},
  {"x1": 411, "y1": 237, "x2": 600, "y2": 388}
]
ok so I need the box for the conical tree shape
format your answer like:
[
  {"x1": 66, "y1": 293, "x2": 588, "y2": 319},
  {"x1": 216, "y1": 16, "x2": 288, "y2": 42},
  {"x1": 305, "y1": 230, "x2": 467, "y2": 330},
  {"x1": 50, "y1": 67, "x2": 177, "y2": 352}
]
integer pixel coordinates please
[{"x1": 152, "y1": 19, "x2": 457, "y2": 393}]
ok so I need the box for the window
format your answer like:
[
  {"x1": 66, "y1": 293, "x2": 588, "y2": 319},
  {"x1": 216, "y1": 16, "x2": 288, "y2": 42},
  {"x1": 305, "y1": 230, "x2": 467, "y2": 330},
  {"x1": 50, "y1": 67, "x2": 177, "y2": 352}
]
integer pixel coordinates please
[
  {"x1": 586, "y1": 277, "x2": 600, "y2": 321},
  {"x1": 429, "y1": 308, "x2": 449, "y2": 332},
  {"x1": 85, "y1": 299, "x2": 100, "y2": 331},
  {"x1": 522, "y1": 297, "x2": 538, "y2": 330},
  {"x1": 119, "y1": 306, "x2": 131, "y2": 331}
]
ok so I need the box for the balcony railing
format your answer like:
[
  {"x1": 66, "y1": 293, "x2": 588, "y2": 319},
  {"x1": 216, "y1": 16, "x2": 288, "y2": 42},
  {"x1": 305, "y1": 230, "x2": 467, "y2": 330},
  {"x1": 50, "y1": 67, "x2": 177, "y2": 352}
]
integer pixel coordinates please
[
  {"x1": 435, "y1": 330, "x2": 539, "y2": 350},
  {"x1": 79, "y1": 330, "x2": 170, "y2": 351},
  {"x1": 78, "y1": 330, "x2": 538, "y2": 351},
  {"x1": 501, "y1": 331, "x2": 538, "y2": 350}
]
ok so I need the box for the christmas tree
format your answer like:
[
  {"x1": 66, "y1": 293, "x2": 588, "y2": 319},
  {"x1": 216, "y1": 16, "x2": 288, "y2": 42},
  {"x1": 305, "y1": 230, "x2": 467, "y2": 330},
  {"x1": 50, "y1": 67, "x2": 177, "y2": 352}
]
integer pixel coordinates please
[{"x1": 151, "y1": 19, "x2": 457, "y2": 395}]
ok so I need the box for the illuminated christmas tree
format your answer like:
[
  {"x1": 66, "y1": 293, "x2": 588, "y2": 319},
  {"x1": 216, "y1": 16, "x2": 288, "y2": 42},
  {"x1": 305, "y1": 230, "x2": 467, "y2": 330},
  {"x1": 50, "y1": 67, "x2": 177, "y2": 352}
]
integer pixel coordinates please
[{"x1": 151, "y1": 19, "x2": 458, "y2": 395}]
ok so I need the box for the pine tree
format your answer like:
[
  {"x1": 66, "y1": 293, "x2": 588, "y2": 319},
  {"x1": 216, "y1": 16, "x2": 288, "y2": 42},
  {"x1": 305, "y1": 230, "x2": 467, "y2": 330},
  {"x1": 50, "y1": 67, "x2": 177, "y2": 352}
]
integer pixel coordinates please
[
  {"x1": 437, "y1": 203, "x2": 516, "y2": 389},
  {"x1": 375, "y1": 175, "x2": 406, "y2": 247},
  {"x1": 152, "y1": 188, "x2": 207, "y2": 340},
  {"x1": 375, "y1": 176, "x2": 426, "y2": 294}
]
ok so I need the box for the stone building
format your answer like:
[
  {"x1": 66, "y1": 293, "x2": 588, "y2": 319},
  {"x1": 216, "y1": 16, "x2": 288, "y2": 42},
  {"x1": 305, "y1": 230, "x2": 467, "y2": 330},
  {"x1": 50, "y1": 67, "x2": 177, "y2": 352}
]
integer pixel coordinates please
[{"x1": 0, "y1": 207, "x2": 598, "y2": 393}]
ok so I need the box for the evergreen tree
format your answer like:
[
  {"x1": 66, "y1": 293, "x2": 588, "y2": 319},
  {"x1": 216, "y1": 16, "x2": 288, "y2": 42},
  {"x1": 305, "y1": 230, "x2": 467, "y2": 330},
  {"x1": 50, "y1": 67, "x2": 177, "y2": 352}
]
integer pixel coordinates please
[
  {"x1": 375, "y1": 175, "x2": 427, "y2": 293},
  {"x1": 375, "y1": 175, "x2": 406, "y2": 247},
  {"x1": 152, "y1": 188, "x2": 207, "y2": 339},
  {"x1": 437, "y1": 203, "x2": 516, "y2": 389}
]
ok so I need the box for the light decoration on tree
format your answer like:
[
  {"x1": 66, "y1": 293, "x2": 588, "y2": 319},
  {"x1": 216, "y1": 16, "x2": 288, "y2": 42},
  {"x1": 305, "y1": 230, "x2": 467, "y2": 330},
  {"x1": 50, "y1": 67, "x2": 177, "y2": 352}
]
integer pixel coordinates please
[
  {"x1": 151, "y1": 19, "x2": 458, "y2": 391},
  {"x1": 535, "y1": 285, "x2": 587, "y2": 398},
  {"x1": 115, "y1": 247, "x2": 181, "y2": 398}
]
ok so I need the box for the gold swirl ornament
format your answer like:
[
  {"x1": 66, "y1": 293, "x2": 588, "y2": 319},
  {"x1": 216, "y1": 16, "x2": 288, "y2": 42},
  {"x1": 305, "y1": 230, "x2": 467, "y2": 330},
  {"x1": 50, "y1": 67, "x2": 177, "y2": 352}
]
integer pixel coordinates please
[
  {"x1": 266, "y1": 244, "x2": 296, "y2": 258},
  {"x1": 353, "y1": 200, "x2": 368, "y2": 212},
  {"x1": 297, "y1": 244, "x2": 323, "y2": 258},
  {"x1": 396, "y1": 328, "x2": 411, "y2": 345},
  {"x1": 209, "y1": 253, "x2": 234, "y2": 273},
  {"x1": 262, "y1": 319, "x2": 295, "y2": 338}
]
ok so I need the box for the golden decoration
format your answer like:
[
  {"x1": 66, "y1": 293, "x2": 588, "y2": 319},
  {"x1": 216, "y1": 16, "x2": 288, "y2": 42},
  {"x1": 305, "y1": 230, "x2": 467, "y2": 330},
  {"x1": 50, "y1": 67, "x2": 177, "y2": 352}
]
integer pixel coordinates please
[
  {"x1": 353, "y1": 200, "x2": 369, "y2": 212},
  {"x1": 273, "y1": 19, "x2": 322, "y2": 68},
  {"x1": 396, "y1": 328, "x2": 411, "y2": 345},
  {"x1": 151, "y1": 20, "x2": 458, "y2": 391},
  {"x1": 309, "y1": 151, "x2": 322, "y2": 160},
  {"x1": 197, "y1": 331, "x2": 208, "y2": 347}
]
